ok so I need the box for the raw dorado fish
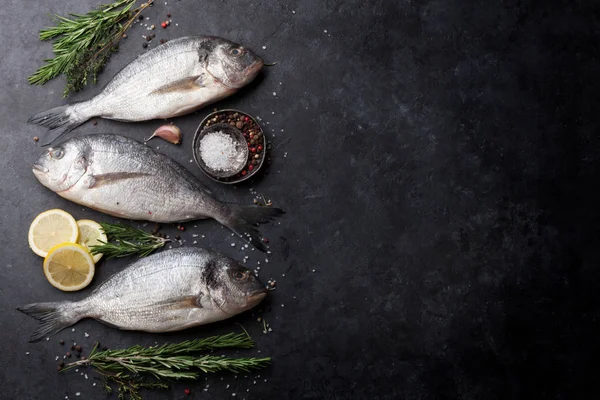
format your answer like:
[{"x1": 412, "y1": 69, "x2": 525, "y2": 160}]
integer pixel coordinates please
[
  {"x1": 18, "y1": 248, "x2": 267, "y2": 342},
  {"x1": 29, "y1": 36, "x2": 263, "y2": 144},
  {"x1": 32, "y1": 134, "x2": 282, "y2": 251}
]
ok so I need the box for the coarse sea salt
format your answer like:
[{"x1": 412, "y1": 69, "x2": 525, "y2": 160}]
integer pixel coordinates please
[{"x1": 199, "y1": 131, "x2": 245, "y2": 172}]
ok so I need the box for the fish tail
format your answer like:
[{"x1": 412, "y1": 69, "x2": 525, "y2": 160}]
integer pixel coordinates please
[
  {"x1": 17, "y1": 301, "x2": 83, "y2": 342},
  {"x1": 28, "y1": 102, "x2": 91, "y2": 146},
  {"x1": 217, "y1": 204, "x2": 285, "y2": 252}
]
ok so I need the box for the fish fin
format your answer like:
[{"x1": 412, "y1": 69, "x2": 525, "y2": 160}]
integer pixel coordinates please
[
  {"x1": 153, "y1": 295, "x2": 203, "y2": 310},
  {"x1": 216, "y1": 205, "x2": 285, "y2": 252},
  {"x1": 150, "y1": 74, "x2": 207, "y2": 95},
  {"x1": 89, "y1": 172, "x2": 151, "y2": 188},
  {"x1": 17, "y1": 301, "x2": 81, "y2": 342},
  {"x1": 28, "y1": 104, "x2": 88, "y2": 146}
]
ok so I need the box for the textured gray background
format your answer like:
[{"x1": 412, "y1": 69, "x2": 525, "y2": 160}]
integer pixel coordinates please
[{"x1": 0, "y1": 0, "x2": 599, "y2": 399}]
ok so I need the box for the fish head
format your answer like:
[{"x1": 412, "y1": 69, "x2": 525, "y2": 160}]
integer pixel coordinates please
[
  {"x1": 203, "y1": 37, "x2": 264, "y2": 89},
  {"x1": 212, "y1": 261, "x2": 267, "y2": 315},
  {"x1": 33, "y1": 141, "x2": 88, "y2": 192}
]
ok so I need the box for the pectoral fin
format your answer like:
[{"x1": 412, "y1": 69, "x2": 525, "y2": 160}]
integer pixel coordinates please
[
  {"x1": 88, "y1": 172, "x2": 150, "y2": 189},
  {"x1": 150, "y1": 75, "x2": 208, "y2": 95},
  {"x1": 153, "y1": 295, "x2": 203, "y2": 310}
]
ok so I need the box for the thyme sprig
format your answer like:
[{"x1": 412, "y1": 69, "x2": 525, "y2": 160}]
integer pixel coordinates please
[
  {"x1": 29, "y1": 0, "x2": 154, "y2": 96},
  {"x1": 90, "y1": 222, "x2": 169, "y2": 259}
]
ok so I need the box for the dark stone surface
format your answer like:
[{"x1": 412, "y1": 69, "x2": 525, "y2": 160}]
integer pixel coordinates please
[{"x1": 0, "y1": 0, "x2": 598, "y2": 399}]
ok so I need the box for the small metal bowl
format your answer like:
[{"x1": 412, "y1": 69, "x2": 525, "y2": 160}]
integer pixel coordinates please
[
  {"x1": 194, "y1": 123, "x2": 248, "y2": 178},
  {"x1": 193, "y1": 109, "x2": 267, "y2": 184}
]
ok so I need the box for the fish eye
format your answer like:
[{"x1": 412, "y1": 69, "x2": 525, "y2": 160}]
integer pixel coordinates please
[
  {"x1": 50, "y1": 148, "x2": 64, "y2": 159},
  {"x1": 234, "y1": 270, "x2": 247, "y2": 280},
  {"x1": 230, "y1": 48, "x2": 243, "y2": 57}
]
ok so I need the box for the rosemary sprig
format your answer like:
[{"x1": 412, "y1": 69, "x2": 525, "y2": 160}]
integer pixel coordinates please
[
  {"x1": 62, "y1": 333, "x2": 270, "y2": 399},
  {"x1": 90, "y1": 222, "x2": 169, "y2": 258},
  {"x1": 29, "y1": 0, "x2": 154, "y2": 96}
]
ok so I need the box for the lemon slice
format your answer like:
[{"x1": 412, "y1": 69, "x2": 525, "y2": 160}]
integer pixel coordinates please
[
  {"x1": 28, "y1": 209, "x2": 79, "y2": 257},
  {"x1": 77, "y1": 219, "x2": 107, "y2": 263},
  {"x1": 43, "y1": 243, "x2": 95, "y2": 291}
]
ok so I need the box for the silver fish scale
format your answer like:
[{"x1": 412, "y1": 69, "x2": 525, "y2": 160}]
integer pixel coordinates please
[
  {"x1": 60, "y1": 135, "x2": 223, "y2": 222},
  {"x1": 81, "y1": 248, "x2": 227, "y2": 331},
  {"x1": 76, "y1": 37, "x2": 216, "y2": 121}
]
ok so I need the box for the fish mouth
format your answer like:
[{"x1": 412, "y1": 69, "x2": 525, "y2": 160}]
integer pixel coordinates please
[
  {"x1": 246, "y1": 59, "x2": 264, "y2": 76},
  {"x1": 248, "y1": 288, "x2": 267, "y2": 303},
  {"x1": 32, "y1": 164, "x2": 48, "y2": 174}
]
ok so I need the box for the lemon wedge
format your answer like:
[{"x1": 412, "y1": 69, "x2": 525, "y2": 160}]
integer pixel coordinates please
[
  {"x1": 77, "y1": 219, "x2": 107, "y2": 263},
  {"x1": 43, "y1": 243, "x2": 95, "y2": 291},
  {"x1": 28, "y1": 209, "x2": 79, "y2": 257}
]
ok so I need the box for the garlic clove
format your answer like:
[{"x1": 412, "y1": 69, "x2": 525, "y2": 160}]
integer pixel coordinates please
[{"x1": 145, "y1": 124, "x2": 181, "y2": 144}]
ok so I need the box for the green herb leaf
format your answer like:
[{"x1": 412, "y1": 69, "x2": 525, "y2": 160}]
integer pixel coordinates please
[
  {"x1": 90, "y1": 222, "x2": 168, "y2": 259},
  {"x1": 63, "y1": 332, "x2": 270, "y2": 399},
  {"x1": 29, "y1": 0, "x2": 153, "y2": 96}
]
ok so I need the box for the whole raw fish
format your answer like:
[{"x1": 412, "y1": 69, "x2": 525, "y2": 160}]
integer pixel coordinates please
[
  {"x1": 32, "y1": 134, "x2": 282, "y2": 251},
  {"x1": 18, "y1": 248, "x2": 267, "y2": 342},
  {"x1": 29, "y1": 36, "x2": 263, "y2": 144}
]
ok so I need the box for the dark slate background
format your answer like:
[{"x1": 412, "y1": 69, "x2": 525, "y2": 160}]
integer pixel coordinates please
[{"x1": 0, "y1": 0, "x2": 599, "y2": 399}]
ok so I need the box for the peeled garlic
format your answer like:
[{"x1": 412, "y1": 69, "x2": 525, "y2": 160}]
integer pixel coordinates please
[{"x1": 145, "y1": 124, "x2": 181, "y2": 144}]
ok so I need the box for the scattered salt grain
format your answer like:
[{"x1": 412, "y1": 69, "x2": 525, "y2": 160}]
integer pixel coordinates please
[
  {"x1": 190, "y1": 159, "x2": 193, "y2": 163},
  {"x1": 85, "y1": 374, "x2": 88, "y2": 379},
  {"x1": 55, "y1": 356, "x2": 59, "y2": 361},
  {"x1": 226, "y1": 384, "x2": 230, "y2": 389},
  {"x1": 281, "y1": 304, "x2": 285, "y2": 307},
  {"x1": 75, "y1": 369, "x2": 79, "y2": 372},
  {"x1": 312, "y1": 269, "x2": 316, "y2": 272},
  {"x1": 324, "y1": 29, "x2": 328, "y2": 33},
  {"x1": 272, "y1": 92, "x2": 276, "y2": 96},
  {"x1": 25, "y1": 352, "x2": 29, "y2": 355},
  {"x1": 201, "y1": 235, "x2": 205, "y2": 238},
  {"x1": 193, "y1": 241, "x2": 197, "y2": 244},
  {"x1": 262, "y1": 45, "x2": 267, "y2": 49},
  {"x1": 231, "y1": 243, "x2": 236, "y2": 247},
  {"x1": 192, "y1": 234, "x2": 199, "y2": 237},
  {"x1": 72, "y1": 328, "x2": 75, "y2": 332},
  {"x1": 84, "y1": 332, "x2": 89, "y2": 338},
  {"x1": 292, "y1": 10, "x2": 296, "y2": 13},
  {"x1": 75, "y1": 393, "x2": 80, "y2": 397},
  {"x1": 93, "y1": 383, "x2": 96, "y2": 387}
]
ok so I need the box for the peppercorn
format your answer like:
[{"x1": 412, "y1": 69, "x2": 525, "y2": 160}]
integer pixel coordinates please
[
  {"x1": 59, "y1": 339, "x2": 64, "y2": 345},
  {"x1": 263, "y1": 237, "x2": 269, "y2": 243},
  {"x1": 33, "y1": 136, "x2": 39, "y2": 142},
  {"x1": 184, "y1": 389, "x2": 191, "y2": 395},
  {"x1": 167, "y1": 13, "x2": 171, "y2": 17},
  {"x1": 92, "y1": 120, "x2": 97, "y2": 125},
  {"x1": 258, "y1": 145, "x2": 263, "y2": 151},
  {"x1": 250, "y1": 147, "x2": 256, "y2": 153},
  {"x1": 71, "y1": 345, "x2": 75, "y2": 350},
  {"x1": 65, "y1": 352, "x2": 71, "y2": 358},
  {"x1": 142, "y1": 42, "x2": 148, "y2": 48},
  {"x1": 244, "y1": 116, "x2": 249, "y2": 121},
  {"x1": 146, "y1": 36, "x2": 152, "y2": 41},
  {"x1": 57, "y1": 365, "x2": 63, "y2": 372},
  {"x1": 236, "y1": 121, "x2": 244, "y2": 129},
  {"x1": 161, "y1": 22, "x2": 167, "y2": 29},
  {"x1": 241, "y1": 170, "x2": 247, "y2": 176},
  {"x1": 59, "y1": 361, "x2": 65, "y2": 367},
  {"x1": 254, "y1": 154, "x2": 260, "y2": 159},
  {"x1": 75, "y1": 345, "x2": 82, "y2": 352},
  {"x1": 150, "y1": 24, "x2": 155, "y2": 30},
  {"x1": 248, "y1": 164, "x2": 254, "y2": 171},
  {"x1": 139, "y1": 15, "x2": 144, "y2": 20}
]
